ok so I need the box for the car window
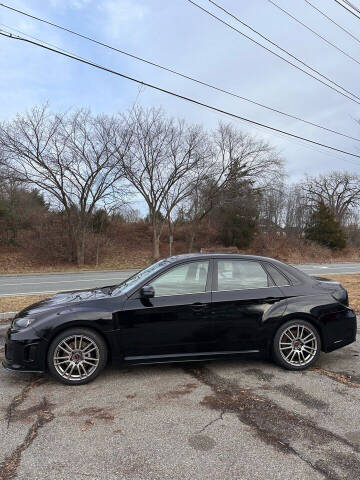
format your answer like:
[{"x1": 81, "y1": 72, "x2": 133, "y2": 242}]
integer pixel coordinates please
[
  {"x1": 264, "y1": 263, "x2": 290, "y2": 286},
  {"x1": 150, "y1": 261, "x2": 209, "y2": 297},
  {"x1": 111, "y1": 258, "x2": 172, "y2": 295},
  {"x1": 216, "y1": 260, "x2": 270, "y2": 291}
]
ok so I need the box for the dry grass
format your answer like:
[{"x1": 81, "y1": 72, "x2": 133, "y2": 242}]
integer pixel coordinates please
[
  {"x1": 328, "y1": 274, "x2": 360, "y2": 313},
  {"x1": 0, "y1": 295, "x2": 50, "y2": 315}
]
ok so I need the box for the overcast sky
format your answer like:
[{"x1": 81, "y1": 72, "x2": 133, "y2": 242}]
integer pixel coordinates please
[{"x1": 1, "y1": 0, "x2": 360, "y2": 185}]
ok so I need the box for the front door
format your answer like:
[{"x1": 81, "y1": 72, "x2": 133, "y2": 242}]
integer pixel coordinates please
[
  {"x1": 212, "y1": 259, "x2": 287, "y2": 352},
  {"x1": 119, "y1": 260, "x2": 214, "y2": 359}
]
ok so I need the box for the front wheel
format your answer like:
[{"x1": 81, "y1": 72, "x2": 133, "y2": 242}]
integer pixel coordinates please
[
  {"x1": 47, "y1": 328, "x2": 107, "y2": 385},
  {"x1": 273, "y1": 320, "x2": 321, "y2": 370}
]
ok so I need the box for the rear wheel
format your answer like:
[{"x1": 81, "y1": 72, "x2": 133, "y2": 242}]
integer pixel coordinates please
[
  {"x1": 47, "y1": 328, "x2": 107, "y2": 385},
  {"x1": 273, "y1": 320, "x2": 321, "y2": 370}
]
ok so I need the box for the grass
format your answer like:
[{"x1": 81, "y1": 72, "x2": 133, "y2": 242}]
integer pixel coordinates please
[
  {"x1": 0, "y1": 295, "x2": 50, "y2": 315},
  {"x1": 0, "y1": 274, "x2": 359, "y2": 315}
]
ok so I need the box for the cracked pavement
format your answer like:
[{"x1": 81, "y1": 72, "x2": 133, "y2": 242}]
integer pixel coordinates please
[{"x1": 0, "y1": 320, "x2": 360, "y2": 479}]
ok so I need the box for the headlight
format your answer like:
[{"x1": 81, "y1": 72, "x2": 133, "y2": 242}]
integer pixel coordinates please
[{"x1": 12, "y1": 317, "x2": 34, "y2": 329}]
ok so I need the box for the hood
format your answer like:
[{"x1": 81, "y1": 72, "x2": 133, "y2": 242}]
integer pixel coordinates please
[{"x1": 16, "y1": 285, "x2": 115, "y2": 319}]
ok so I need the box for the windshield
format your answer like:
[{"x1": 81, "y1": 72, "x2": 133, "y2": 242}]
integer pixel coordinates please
[{"x1": 111, "y1": 258, "x2": 172, "y2": 296}]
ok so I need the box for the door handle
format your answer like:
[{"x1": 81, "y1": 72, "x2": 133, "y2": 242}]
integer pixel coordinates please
[
  {"x1": 264, "y1": 297, "x2": 279, "y2": 303},
  {"x1": 191, "y1": 302, "x2": 208, "y2": 310}
]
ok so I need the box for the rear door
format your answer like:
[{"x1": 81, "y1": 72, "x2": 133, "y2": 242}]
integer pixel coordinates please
[{"x1": 212, "y1": 259, "x2": 287, "y2": 351}]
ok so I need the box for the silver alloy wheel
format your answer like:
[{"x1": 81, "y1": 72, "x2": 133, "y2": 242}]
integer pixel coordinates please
[
  {"x1": 279, "y1": 324, "x2": 318, "y2": 367},
  {"x1": 53, "y1": 334, "x2": 100, "y2": 381}
]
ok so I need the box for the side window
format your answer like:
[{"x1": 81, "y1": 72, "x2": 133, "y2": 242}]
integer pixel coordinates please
[
  {"x1": 150, "y1": 261, "x2": 209, "y2": 297},
  {"x1": 216, "y1": 260, "x2": 270, "y2": 291},
  {"x1": 265, "y1": 263, "x2": 290, "y2": 286}
]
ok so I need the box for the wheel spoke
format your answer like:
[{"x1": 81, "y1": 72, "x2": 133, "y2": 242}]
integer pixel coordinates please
[
  {"x1": 55, "y1": 360, "x2": 69, "y2": 366},
  {"x1": 58, "y1": 345, "x2": 72, "y2": 355},
  {"x1": 54, "y1": 355, "x2": 69, "y2": 361},
  {"x1": 287, "y1": 329, "x2": 296, "y2": 340},
  {"x1": 300, "y1": 351, "x2": 306, "y2": 364},
  {"x1": 303, "y1": 346, "x2": 315, "y2": 355},
  {"x1": 302, "y1": 333, "x2": 313, "y2": 342},
  {"x1": 285, "y1": 349, "x2": 294, "y2": 360},
  {"x1": 63, "y1": 362, "x2": 72, "y2": 375},
  {"x1": 68, "y1": 363, "x2": 75, "y2": 378},
  {"x1": 84, "y1": 347, "x2": 97, "y2": 355},
  {"x1": 53, "y1": 335, "x2": 100, "y2": 381},
  {"x1": 279, "y1": 325, "x2": 317, "y2": 366},
  {"x1": 82, "y1": 342, "x2": 94, "y2": 353},
  {"x1": 80, "y1": 363, "x2": 87, "y2": 376},
  {"x1": 83, "y1": 359, "x2": 98, "y2": 366}
]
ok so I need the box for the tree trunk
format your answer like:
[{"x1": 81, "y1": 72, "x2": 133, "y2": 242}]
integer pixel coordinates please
[
  {"x1": 152, "y1": 223, "x2": 160, "y2": 259},
  {"x1": 76, "y1": 227, "x2": 86, "y2": 267},
  {"x1": 168, "y1": 217, "x2": 175, "y2": 256},
  {"x1": 151, "y1": 213, "x2": 160, "y2": 259},
  {"x1": 188, "y1": 223, "x2": 197, "y2": 253},
  {"x1": 76, "y1": 227, "x2": 85, "y2": 267}
]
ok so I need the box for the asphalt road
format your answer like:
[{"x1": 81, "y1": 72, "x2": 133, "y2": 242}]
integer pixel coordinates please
[
  {"x1": 1, "y1": 320, "x2": 360, "y2": 479},
  {"x1": 0, "y1": 262, "x2": 360, "y2": 297}
]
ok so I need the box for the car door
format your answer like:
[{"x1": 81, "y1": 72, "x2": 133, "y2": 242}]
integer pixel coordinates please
[
  {"x1": 118, "y1": 259, "x2": 214, "y2": 359},
  {"x1": 212, "y1": 259, "x2": 287, "y2": 352}
]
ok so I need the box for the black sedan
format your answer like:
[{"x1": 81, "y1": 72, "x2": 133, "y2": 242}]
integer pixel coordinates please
[{"x1": 3, "y1": 254, "x2": 357, "y2": 385}]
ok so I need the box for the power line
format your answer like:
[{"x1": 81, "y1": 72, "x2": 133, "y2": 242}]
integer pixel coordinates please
[
  {"x1": 1, "y1": 30, "x2": 360, "y2": 163},
  {"x1": 303, "y1": 0, "x2": 360, "y2": 46},
  {"x1": 0, "y1": 9, "x2": 358, "y2": 143},
  {"x1": 186, "y1": 0, "x2": 360, "y2": 104},
  {"x1": 334, "y1": 0, "x2": 360, "y2": 20},
  {"x1": 342, "y1": 0, "x2": 360, "y2": 15},
  {"x1": 265, "y1": 0, "x2": 360, "y2": 66}
]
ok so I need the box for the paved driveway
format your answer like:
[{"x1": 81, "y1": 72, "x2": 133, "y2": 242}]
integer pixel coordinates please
[{"x1": 1, "y1": 320, "x2": 360, "y2": 480}]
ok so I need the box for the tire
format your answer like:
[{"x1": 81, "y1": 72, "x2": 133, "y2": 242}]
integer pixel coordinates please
[
  {"x1": 272, "y1": 320, "x2": 321, "y2": 370},
  {"x1": 47, "y1": 327, "x2": 108, "y2": 385}
]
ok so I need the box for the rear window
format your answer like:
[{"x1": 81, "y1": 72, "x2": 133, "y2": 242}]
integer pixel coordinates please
[
  {"x1": 264, "y1": 263, "x2": 290, "y2": 286},
  {"x1": 216, "y1": 260, "x2": 272, "y2": 291}
]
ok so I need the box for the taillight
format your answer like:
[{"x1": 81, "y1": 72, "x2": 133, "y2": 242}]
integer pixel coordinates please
[{"x1": 332, "y1": 287, "x2": 349, "y2": 306}]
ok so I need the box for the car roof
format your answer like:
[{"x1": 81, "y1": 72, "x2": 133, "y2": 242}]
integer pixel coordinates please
[{"x1": 165, "y1": 253, "x2": 283, "y2": 264}]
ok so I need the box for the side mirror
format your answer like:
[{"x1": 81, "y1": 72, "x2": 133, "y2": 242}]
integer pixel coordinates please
[{"x1": 140, "y1": 285, "x2": 155, "y2": 299}]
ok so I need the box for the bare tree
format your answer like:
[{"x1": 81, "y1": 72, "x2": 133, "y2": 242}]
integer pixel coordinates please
[
  {"x1": 181, "y1": 122, "x2": 284, "y2": 251},
  {"x1": 0, "y1": 105, "x2": 130, "y2": 266},
  {"x1": 119, "y1": 106, "x2": 209, "y2": 259},
  {"x1": 284, "y1": 184, "x2": 310, "y2": 235},
  {"x1": 303, "y1": 171, "x2": 360, "y2": 225},
  {"x1": 258, "y1": 181, "x2": 286, "y2": 233}
]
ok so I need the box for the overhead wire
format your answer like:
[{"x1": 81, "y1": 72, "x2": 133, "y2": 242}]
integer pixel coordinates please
[
  {"x1": 0, "y1": 9, "x2": 358, "y2": 142},
  {"x1": 265, "y1": 0, "x2": 360, "y2": 66},
  {"x1": 2, "y1": 1, "x2": 360, "y2": 106},
  {"x1": 334, "y1": 0, "x2": 360, "y2": 20},
  {"x1": 186, "y1": 0, "x2": 360, "y2": 103},
  {"x1": 1, "y1": 29, "x2": 360, "y2": 164},
  {"x1": 303, "y1": 0, "x2": 360, "y2": 46}
]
